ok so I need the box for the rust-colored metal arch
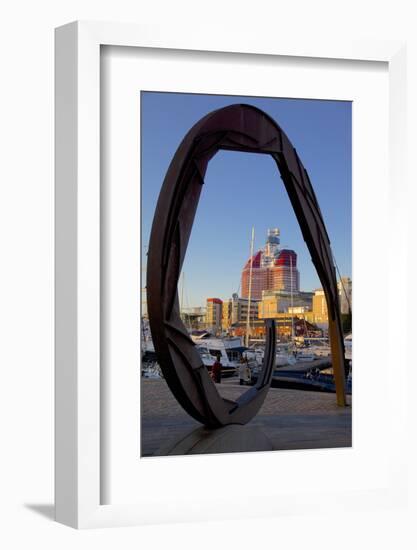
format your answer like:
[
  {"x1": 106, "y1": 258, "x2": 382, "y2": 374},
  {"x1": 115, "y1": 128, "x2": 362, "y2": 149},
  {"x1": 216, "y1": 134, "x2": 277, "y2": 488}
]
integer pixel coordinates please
[{"x1": 147, "y1": 104, "x2": 347, "y2": 428}]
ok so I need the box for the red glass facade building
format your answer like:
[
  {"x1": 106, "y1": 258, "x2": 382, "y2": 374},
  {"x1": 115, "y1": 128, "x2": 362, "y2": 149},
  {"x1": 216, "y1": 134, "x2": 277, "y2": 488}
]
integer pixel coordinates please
[{"x1": 241, "y1": 230, "x2": 300, "y2": 300}]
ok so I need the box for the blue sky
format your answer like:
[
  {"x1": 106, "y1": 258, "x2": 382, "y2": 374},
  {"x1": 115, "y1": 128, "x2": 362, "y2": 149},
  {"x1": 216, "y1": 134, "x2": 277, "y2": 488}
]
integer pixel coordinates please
[{"x1": 141, "y1": 92, "x2": 351, "y2": 308}]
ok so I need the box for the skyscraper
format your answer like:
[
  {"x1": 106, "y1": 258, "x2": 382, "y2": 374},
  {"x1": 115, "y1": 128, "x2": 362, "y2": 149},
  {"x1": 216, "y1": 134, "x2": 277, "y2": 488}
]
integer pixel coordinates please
[
  {"x1": 271, "y1": 249, "x2": 300, "y2": 293},
  {"x1": 241, "y1": 228, "x2": 300, "y2": 300}
]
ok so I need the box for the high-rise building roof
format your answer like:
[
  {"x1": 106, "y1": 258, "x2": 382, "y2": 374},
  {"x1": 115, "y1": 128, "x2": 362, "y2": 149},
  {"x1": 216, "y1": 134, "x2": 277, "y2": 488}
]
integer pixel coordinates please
[
  {"x1": 274, "y1": 249, "x2": 297, "y2": 266},
  {"x1": 243, "y1": 250, "x2": 262, "y2": 269}
]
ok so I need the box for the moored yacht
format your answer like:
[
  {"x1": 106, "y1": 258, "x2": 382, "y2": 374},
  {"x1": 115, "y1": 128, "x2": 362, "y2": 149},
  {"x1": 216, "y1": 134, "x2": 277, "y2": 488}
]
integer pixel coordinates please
[
  {"x1": 244, "y1": 344, "x2": 297, "y2": 367},
  {"x1": 344, "y1": 333, "x2": 352, "y2": 361},
  {"x1": 194, "y1": 336, "x2": 248, "y2": 376}
]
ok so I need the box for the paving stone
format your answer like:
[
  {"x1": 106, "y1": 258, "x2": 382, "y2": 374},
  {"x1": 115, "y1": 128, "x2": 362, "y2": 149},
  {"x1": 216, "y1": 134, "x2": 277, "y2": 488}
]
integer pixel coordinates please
[{"x1": 141, "y1": 378, "x2": 352, "y2": 457}]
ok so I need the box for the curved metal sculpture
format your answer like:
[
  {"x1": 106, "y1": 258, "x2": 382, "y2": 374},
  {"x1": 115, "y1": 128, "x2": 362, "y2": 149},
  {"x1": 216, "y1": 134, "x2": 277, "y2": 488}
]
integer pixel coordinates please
[{"x1": 147, "y1": 104, "x2": 346, "y2": 428}]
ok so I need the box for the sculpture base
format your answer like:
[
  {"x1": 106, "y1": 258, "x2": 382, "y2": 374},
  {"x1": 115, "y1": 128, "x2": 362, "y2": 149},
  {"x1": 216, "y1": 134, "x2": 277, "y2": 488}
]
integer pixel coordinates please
[{"x1": 154, "y1": 424, "x2": 273, "y2": 456}]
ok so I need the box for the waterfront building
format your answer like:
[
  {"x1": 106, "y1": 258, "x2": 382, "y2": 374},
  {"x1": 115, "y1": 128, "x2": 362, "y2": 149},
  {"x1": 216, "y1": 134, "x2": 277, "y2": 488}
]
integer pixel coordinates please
[
  {"x1": 205, "y1": 298, "x2": 223, "y2": 334},
  {"x1": 181, "y1": 306, "x2": 207, "y2": 330},
  {"x1": 221, "y1": 299, "x2": 233, "y2": 332},
  {"x1": 312, "y1": 289, "x2": 329, "y2": 327},
  {"x1": 312, "y1": 277, "x2": 352, "y2": 327},
  {"x1": 222, "y1": 293, "x2": 260, "y2": 331},
  {"x1": 258, "y1": 289, "x2": 313, "y2": 318},
  {"x1": 256, "y1": 307, "x2": 319, "y2": 339},
  {"x1": 241, "y1": 228, "x2": 300, "y2": 300},
  {"x1": 288, "y1": 306, "x2": 310, "y2": 314},
  {"x1": 270, "y1": 248, "x2": 300, "y2": 293},
  {"x1": 338, "y1": 276, "x2": 352, "y2": 314},
  {"x1": 220, "y1": 294, "x2": 322, "y2": 340}
]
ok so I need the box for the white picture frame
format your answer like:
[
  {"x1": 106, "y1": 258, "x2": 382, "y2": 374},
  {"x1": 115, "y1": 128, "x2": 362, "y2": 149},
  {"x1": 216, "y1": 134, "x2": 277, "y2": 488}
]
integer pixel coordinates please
[{"x1": 55, "y1": 21, "x2": 407, "y2": 529}]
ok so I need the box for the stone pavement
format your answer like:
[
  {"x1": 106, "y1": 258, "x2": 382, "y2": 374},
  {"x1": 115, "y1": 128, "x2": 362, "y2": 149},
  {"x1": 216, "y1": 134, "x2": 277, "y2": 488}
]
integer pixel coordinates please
[{"x1": 141, "y1": 378, "x2": 352, "y2": 457}]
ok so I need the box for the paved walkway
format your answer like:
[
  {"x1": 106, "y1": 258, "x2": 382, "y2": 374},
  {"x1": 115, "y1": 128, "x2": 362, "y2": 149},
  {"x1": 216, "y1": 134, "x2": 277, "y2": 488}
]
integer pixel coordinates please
[{"x1": 141, "y1": 378, "x2": 352, "y2": 457}]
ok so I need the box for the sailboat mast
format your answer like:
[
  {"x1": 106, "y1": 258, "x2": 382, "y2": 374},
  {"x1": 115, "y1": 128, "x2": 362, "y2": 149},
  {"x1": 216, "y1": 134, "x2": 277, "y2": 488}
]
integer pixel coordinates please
[
  {"x1": 180, "y1": 271, "x2": 185, "y2": 320},
  {"x1": 245, "y1": 227, "x2": 255, "y2": 347},
  {"x1": 290, "y1": 254, "x2": 294, "y2": 341}
]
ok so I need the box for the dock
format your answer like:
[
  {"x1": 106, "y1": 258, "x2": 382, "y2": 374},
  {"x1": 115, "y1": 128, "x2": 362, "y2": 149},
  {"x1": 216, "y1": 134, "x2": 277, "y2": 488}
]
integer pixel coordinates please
[
  {"x1": 275, "y1": 356, "x2": 332, "y2": 372},
  {"x1": 141, "y1": 377, "x2": 352, "y2": 457}
]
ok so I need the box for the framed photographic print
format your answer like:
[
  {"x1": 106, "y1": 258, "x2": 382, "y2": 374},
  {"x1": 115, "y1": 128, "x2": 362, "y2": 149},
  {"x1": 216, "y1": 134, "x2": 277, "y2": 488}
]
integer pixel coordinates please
[
  {"x1": 55, "y1": 21, "x2": 407, "y2": 528},
  {"x1": 139, "y1": 90, "x2": 352, "y2": 456}
]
